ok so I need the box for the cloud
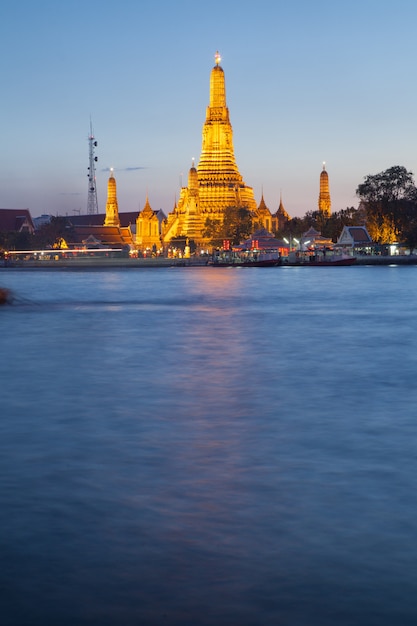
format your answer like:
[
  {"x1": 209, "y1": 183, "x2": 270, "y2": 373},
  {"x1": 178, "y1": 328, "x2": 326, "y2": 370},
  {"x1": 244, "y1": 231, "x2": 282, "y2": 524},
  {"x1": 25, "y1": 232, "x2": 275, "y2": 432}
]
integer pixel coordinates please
[{"x1": 100, "y1": 166, "x2": 147, "y2": 172}]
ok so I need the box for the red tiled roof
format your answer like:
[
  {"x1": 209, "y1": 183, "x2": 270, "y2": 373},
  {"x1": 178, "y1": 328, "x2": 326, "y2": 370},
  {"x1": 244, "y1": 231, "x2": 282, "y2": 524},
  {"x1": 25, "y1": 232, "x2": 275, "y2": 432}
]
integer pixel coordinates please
[
  {"x1": 0, "y1": 209, "x2": 35, "y2": 233},
  {"x1": 69, "y1": 210, "x2": 167, "y2": 228},
  {"x1": 346, "y1": 227, "x2": 372, "y2": 243},
  {"x1": 68, "y1": 211, "x2": 140, "y2": 228},
  {"x1": 239, "y1": 228, "x2": 287, "y2": 250},
  {"x1": 69, "y1": 225, "x2": 134, "y2": 248}
]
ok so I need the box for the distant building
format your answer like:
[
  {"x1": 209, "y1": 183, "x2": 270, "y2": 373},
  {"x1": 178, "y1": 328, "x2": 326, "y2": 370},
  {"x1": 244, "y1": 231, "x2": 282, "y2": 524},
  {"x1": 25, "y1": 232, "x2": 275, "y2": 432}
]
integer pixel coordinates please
[
  {"x1": 301, "y1": 226, "x2": 333, "y2": 249},
  {"x1": 256, "y1": 194, "x2": 273, "y2": 232},
  {"x1": 135, "y1": 195, "x2": 166, "y2": 252},
  {"x1": 238, "y1": 228, "x2": 288, "y2": 256},
  {"x1": 68, "y1": 225, "x2": 134, "y2": 250},
  {"x1": 33, "y1": 214, "x2": 52, "y2": 229},
  {"x1": 336, "y1": 225, "x2": 373, "y2": 254},
  {"x1": 0, "y1": 209, "x2": 35, "y2": 235}
]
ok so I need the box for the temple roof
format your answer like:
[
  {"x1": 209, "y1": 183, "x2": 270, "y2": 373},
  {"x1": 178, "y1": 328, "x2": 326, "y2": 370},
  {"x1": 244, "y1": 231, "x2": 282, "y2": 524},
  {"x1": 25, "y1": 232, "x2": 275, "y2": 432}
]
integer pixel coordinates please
[
  {"x1": 338, "y1": 226, "x2": 372, "y2": 244},
  {"x1": 141, "y1": 195, "x2": 153, "y2": 215},
  {"x1": 258, "y1": 194, "x2": 269, "y2": 212},
  {"x1": 239, "y1": 228, "x2": 287, "y2": 250},
  {"x1": 69, "y1": 225, "x2": 134, "y2": 248},
  {"x1": 0, "y1": 208, "x2": 35, "y2": 233},
  {"x1": 68, "y1": 212, "x2": 139, "y2": 228},
  {"x1": 303, "y1": 226, "x2": 321, "y2": 237}
]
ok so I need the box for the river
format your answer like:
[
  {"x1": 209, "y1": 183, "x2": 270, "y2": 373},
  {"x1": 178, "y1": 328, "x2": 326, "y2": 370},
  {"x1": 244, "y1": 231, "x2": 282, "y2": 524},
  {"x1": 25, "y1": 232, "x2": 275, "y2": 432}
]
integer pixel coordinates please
[{"x1": 1, "y1": 265, "x2": 417, "y2": 625}]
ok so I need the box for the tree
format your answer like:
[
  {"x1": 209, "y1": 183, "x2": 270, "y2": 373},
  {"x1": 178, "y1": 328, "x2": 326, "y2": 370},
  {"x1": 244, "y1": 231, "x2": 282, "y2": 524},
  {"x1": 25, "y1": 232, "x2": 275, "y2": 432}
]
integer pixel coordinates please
[
  {"x1": 279, "y1": 216, "x2": 309, "y2": 241},
  {"x1": 277, "y1": 207, "x2": 366, "y2": 245},
  {"x1": 168, "y1": 236, "x2": 197, "y2": 254},
  {"x1": 203, "y1": 206, "x2": 253, "y2": 247},
  {"x1": 222, "y1": 206, "x2": 253, "y2": 245},
  {"x1": 357, "y1": 165, "x2": 417, "y2": 204},
  {"x1": 356, "y1": 165, "x2": 417, "y2": 243},
  {"x1": 33, "y1": 216, "x2": 75, "y2": 249},
  {"x1": 0, "y1": 230, "x2": 34, "y2": 251},
  {"x1": 321, "y1": 206, "x2": 366, "y2": 241},
  {"x1": 202, "y1": 217, "x2": 222, "y2": 247}
]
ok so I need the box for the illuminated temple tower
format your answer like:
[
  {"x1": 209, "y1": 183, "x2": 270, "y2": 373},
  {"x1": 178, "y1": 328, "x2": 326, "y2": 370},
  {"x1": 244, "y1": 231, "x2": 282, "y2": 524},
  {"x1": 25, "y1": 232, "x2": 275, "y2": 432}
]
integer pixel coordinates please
[
  {"x1": 104, "y1": 168, "x2": 120, "y2": 227},
  {"x1": 318, "y1": 163, "x2": 331, "y2": 217},
  {"x1": 163, "y1": 52, "x2": 258, "y2": 244}
]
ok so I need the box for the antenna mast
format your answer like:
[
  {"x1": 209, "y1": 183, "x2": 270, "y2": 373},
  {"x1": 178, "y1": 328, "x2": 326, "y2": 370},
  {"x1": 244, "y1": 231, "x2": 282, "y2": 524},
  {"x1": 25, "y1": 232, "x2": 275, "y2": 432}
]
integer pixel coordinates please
[{"x1": 87, "y1": 120, "x2": 99, "y2": 214}]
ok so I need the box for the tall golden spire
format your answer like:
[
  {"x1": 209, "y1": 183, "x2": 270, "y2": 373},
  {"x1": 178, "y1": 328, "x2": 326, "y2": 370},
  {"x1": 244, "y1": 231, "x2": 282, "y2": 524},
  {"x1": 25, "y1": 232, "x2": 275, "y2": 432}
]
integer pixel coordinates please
[
  {"x1": 104, "y1": 168, "x2": 120, "y2": 227},
  {"x1": 318, "y1": 162, "x2": 331, "y2": 217},
  {"x1": 182, "y1": 160, "x2": 203, "y2": 238},
  {"x1": 209, "y1": 51, "x2": 226, "y2": 108},
  {"x1": 196, "y1": 52, "x2": 257, "y2": 214},
  {"x1": 162, "y1": 52, "x2": 260, "y2": 245}
]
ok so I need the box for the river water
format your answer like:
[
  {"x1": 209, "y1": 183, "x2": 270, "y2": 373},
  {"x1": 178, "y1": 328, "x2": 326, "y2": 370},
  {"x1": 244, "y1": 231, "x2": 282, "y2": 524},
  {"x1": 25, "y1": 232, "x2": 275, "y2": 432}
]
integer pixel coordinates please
[{"x1": 1, "y1": 265, "x2": 417, "y2": 625}]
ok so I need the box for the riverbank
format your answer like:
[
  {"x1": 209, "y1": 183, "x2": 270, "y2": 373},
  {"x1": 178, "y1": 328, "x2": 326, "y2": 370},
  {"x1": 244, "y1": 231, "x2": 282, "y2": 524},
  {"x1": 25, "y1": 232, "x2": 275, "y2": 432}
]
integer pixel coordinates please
[
  {"x1": 2, "y1": 254, "x2": 417, "y2": 269},
  {"x1": 354, "y1": 254, "x2": 417, "y2": 265},
  {"x1": 1, "y1": 256, "x2": 210, "y2": 270}
]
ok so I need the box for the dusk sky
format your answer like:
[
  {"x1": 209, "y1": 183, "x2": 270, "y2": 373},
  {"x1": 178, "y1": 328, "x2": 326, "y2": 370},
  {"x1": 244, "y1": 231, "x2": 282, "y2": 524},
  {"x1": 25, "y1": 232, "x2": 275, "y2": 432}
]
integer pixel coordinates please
[{"x1": 1, "y1": 0, "x2": 416, "y2": 219}]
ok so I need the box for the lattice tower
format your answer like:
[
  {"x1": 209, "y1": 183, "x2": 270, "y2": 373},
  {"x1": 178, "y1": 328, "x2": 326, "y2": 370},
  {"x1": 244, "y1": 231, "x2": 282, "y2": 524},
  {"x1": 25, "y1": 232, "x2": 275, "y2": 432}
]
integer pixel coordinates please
[{"x1": 87, "y1": 121, "x2": 99, "y2": 215}]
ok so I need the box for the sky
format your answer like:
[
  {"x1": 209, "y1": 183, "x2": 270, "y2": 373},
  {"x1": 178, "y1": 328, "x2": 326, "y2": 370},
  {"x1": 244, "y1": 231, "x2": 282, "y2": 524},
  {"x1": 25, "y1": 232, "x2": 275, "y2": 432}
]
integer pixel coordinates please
[{"x1": 1, "y1": 0, "x2": 417, "y2": 219}]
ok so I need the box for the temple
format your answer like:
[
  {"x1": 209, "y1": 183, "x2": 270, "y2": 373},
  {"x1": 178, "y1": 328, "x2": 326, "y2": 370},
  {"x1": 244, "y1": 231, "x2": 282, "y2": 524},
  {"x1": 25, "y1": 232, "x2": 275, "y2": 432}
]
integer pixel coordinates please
[
  {"x1": 65, "y1": 169, "x2": 135, "y2": 249},
  {"x1": 104, "y1": 169, "x2": 120, "y2": 227},
  {"x1": 135, "y1": 195, "x2": 166, "y2": 251},
  {"x1": 162, "y1": 52, "x2": 265, "y2": 246},
  {"x1": 318, "y1": 163, "x2": 331, "y2": 217}
]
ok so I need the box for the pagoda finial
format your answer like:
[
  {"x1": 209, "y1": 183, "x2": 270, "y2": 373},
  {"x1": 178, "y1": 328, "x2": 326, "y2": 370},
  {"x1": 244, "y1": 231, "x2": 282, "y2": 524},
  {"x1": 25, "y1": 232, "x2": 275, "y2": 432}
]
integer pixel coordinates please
[
  {"x1": 323, "y1": 161, "x2": 326, "y2": 171},
  {"x1": 215, "y1": 51, "x2": 221, "y2": 65}
]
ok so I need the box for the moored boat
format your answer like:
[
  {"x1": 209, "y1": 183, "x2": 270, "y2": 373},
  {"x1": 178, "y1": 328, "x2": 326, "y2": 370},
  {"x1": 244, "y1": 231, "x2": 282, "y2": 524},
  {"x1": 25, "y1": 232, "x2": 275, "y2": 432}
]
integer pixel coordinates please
[
  {"x1": 210, "y1": 249, "x2": 281, "y2": 267},
  {"x1": 283, "y1": 250, "x2": 356, "y2": 266}
]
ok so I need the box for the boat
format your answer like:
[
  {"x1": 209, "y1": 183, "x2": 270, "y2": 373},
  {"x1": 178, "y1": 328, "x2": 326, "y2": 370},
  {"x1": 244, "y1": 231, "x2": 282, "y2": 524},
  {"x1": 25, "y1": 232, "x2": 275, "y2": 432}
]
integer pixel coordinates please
[
  {"x1": 210, "y1": 249, "x2": 281, "y2": 267},
  {"x1": 282, "y1": 249, "x2": 356, "y2": 266},
  {"x1": 308, "y1": 255, "x2": 356, "y2": 266}
]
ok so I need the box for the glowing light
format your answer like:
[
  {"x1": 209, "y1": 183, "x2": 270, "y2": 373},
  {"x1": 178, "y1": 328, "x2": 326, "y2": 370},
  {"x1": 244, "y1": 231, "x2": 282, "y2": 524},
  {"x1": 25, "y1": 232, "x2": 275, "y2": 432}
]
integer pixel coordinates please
[{"x1": 215, "y1": 51, "x2": 221, "y2": 65}]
